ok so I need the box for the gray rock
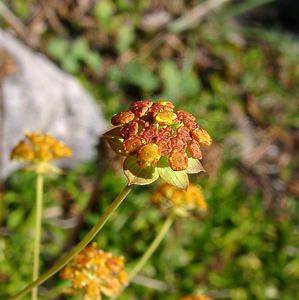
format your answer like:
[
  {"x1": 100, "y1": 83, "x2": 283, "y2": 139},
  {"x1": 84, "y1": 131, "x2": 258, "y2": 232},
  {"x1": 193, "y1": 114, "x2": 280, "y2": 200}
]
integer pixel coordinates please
[{"x1": 0, "y1": 30, "x2": 107, "y2": 179}]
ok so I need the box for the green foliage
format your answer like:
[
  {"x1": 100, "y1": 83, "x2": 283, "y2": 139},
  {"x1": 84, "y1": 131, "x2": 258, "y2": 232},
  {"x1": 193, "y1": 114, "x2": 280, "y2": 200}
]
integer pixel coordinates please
[
  {"x1": 2, "y1": 0, "x2": 299, "y2": 299},
  {"x1": 47, "y1": 38, "x2": 101, "y2": 73}
]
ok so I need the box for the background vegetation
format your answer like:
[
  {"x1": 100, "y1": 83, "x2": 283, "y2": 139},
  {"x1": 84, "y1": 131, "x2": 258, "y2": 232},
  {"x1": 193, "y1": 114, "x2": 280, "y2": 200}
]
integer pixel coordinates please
[{"x1": 1, "y1": 0, "x2": 299, "y2": 299}]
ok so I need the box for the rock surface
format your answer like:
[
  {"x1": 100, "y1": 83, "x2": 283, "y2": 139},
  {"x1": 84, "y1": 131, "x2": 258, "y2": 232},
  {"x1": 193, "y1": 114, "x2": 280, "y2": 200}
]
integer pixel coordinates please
[{"x1": 0, "y1": 30, "x2": 107, "y2": 179}]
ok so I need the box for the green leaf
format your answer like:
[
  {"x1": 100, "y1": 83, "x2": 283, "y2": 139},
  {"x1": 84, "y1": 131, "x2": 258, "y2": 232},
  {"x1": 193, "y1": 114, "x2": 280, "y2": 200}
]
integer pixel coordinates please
[
  {"x1": 84, "y1": 52, "x2": 102, "y2": 71},
  {"x1": 160, "y1": 60, "x2": 181, "y2": 98},
  {"x1": 126, "y1": 61, "x2": 159, "y2": 92},
  {"x1": 71, "y1": 38, "x2": 89, "y2": 59},
  {"x1": 116, "y1": 26, "x2": 135, "y2": 54},
  {"x1": 186, "y1": 158, "x2": 205, "y2": 174},
  {"x1": 62, "y1": 56, "x2": 80, "y2": 73},
  {"x1": 93, "y1": 0, "x2": 115, "y2": 25},
  {"x1": 104, "y1": 127, "x2": 126, "y2": 156},
  {"x1": 157, "y1": 157, "x2": 189, "y2": 190},
  {"x1": 47, "y1": 38, "x2": 69, "y2": 60},
  {"x1": 123, "y1": 155, "x2": 159, "y2": 185}
]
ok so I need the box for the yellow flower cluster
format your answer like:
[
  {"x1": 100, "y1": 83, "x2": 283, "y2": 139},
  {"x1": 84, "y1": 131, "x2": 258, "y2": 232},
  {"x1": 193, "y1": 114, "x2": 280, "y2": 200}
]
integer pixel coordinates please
[
  {"x1": 181, "y1": 295, "x2": 213, "y2": 300},
  {"x1": 10, "y1": 132, "x2": 72, "y2": 162},
  {"x1": 151, "y1": 183, "x2": 207, "y2": 217},
  {"x1": 60, "y1": 245, "x2": 128, "y2": 300}
]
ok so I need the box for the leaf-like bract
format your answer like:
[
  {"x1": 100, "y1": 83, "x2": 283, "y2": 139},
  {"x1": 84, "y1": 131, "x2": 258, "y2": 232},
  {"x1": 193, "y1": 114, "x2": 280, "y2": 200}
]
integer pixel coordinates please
[
  {"x1": 123, "y1": 155, "x2": 159, "y2": 185},
  {"x1": 104, "y1": 127, "x2": 126, "y2": 156},
  {"x1": 186, "y1": 158, "x2": 205, "y2": 174},
  {"x1": 157, "y1": 157, "x2": 189, "y2": 190}
]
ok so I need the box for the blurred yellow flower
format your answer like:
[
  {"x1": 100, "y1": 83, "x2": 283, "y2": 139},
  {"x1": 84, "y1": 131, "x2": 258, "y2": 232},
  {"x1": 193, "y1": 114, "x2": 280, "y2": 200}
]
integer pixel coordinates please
[
  {"x1": 151, "y1": 183, "x2": 207, "y2": 217},
  {"x1": 10, "y1": 131, "x2": 72, "y2": 174},
  {"x1": 60, "y1": 244, "x2": 128, "y2": 300},
  {"x1": 181, "y1": 295, "x2": 213, "y2": 300}
]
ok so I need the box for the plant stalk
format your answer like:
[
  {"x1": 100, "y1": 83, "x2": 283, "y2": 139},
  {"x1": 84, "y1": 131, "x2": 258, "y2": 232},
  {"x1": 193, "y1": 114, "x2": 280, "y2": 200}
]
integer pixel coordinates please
[
  {"x1": 11, "y1": 184, "x2": 132, "y2": 300},
  {"x1": 32, "y1": 173, "x2": 44, "y2": 300},
  {"x1": 128, "y1": 214, "x2": 174, "y2": 281}
]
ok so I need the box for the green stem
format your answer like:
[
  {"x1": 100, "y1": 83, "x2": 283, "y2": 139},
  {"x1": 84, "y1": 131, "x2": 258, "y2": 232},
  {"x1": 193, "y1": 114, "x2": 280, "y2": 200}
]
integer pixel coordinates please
[
  {"x1": 32, "y1": 174, "x2": 44, "y2": 300},
  {"x1": 128, "y1": 214, "x2": 174, "y2": 282},
  {"x1": 11, "y1": 184, "x2": 132, "y2": 300}
]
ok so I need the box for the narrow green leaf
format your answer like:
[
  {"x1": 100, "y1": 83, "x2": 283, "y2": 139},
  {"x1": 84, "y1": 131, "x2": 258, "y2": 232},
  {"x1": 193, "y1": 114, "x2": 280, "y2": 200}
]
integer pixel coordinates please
[
  {"x1": 157, "y1": 157, "x2": 189, "y2": 190},
  {"x1": 123, "y1": 155, "x2": 159, "y2": 186},
  {"x1": 187, "y1": 158, "x2": 205, "y2": 174},
  {"x1": 104, "y1": 127, "x2": 126, "y2": 156}
]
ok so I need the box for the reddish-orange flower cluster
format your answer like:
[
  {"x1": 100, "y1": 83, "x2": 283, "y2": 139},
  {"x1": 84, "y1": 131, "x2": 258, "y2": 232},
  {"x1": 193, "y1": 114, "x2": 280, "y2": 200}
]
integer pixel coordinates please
[
  {"x1": 110, "y1": 101, "x2": 212, "y2": 171},
  {"x1": 60, "y1": 245, "x2": 128, "y2": 300}
]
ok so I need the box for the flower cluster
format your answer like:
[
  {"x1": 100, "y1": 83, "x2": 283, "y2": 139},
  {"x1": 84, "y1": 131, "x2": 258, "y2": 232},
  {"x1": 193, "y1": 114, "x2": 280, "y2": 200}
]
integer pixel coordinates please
[
  {"x1": 11, "y1": 132, "x2": 72, "y2": 162},
  {"x1": 181, "y1": 295, "x2": 213, "y2": 300},
  {"x1": 60, "y1": 245, "x2": 128, "y2": 300},
  {"x1": 10, "y1": 132, "x2": 72, "y2": 174},
  {"x1": 151, "y1": 183, "x2": 207, "y2": 217},
  {"x1": 105, "y1": 101, "x2": 211, "y2": 189},
  {"x1": 109, "y1": 101, "x2": 211, "y2": 171}
]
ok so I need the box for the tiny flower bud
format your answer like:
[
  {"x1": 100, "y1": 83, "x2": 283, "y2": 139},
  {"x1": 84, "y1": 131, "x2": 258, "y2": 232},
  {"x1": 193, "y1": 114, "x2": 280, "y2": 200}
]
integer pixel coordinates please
[
  {"x1": 192, "y1": 128, "x2": 212, "y2": 146},
  {"x1": 120, "y1": 121, "x2": 139, "y2": 138},
  {"x1": 169, "y1": 137, "x2": 187, "y2": 152},
  {"x1": 130, "y1": 101, "x2": 152, "y2": 117},
  {"x1": 156, "y1": 101, "x2": 175, "y2": 110},
  {"x1": 137, "y1": 143, "x2": 161, "y2": 168},
  {"x1": 52, "y1": 141, "x2": 73, "y2": 158},
  {"x1": 158, "y1": 127, "x2": 174, "y2": 140},
  {"x1": 123, "y1": 136, "x2": 144, "y2": 153},
  {"x1": 176, "y1": 110, "x2": 196, "y2": 122},
  {"x1": 169, "y1": 150, "x2": 188, "y2": 171},
  {"x1": 111, "y1": 111, "x2": 135, "y2": 126},
  {"x1": 155, "y1": 138, "x2": 172, "y2": 156},
  {"x1": 155, "y1": 111, "x2": 177, "y2": 125},
  {"x1": 177, "y1": 126, "x2": 192, "y2": 142},
  {"x1": 188, "y1": 140, "x2": 202, "y2": 159},
  {"x1": 10, "y1": 141, "x2": 34, "y2": 161},
  {"x1": 139, "y1": 125, "x2": 158, "y2": 142}
]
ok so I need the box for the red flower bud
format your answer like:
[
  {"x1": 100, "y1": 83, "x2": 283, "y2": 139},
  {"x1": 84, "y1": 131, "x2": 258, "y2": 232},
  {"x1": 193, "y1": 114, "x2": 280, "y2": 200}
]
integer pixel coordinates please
[
  {"x1": 111, "y1": 111, "x2": 135, "y2": 126},
  {"x1": 120, "y1": 121, "x2": 139, "y2": 138},
  {"x1": 130, "y1": 101, "x2": 153, "y2": 117},
  {"x1": 123, "y1": 136, "x2": 144, "y2": 153},
  {"x1": 169, "y1": 150, "x2": 188, "y2": 171},
  {"x1": 158, "y1": 127, "x2": 174, "y2": 140},
  {"x1": 155, "y1": 138, "x2": 172, "y2": 156},
  {"x1": 177, "y1": 126, "x2": 192, "y2": 142},
  {"x1": 139, "y1": 125, "x2": 158, "y2": 142},
  {"x1": 169, "y1": 137, "x2": 187, "y2": 152},
  {"x1": 176, "y1": 110, "x2": 196, "y2": 122},
  {"x1": 192, "y1": 128, "x2": 212, "y2": 146},
  {"x1": 188, "y1": 140, "x2": 202, "y2": 159}
]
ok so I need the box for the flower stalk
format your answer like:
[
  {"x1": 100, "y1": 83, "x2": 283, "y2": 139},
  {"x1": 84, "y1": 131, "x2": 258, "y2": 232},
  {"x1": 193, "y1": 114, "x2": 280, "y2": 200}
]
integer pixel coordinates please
[
  {"x1": 128, "y1": 214, "x2": 174, "y2": 281},
  {"x1": 32, "y1": 173, "x2": 44, "y2": 300},
  {"x1": 11, "y1": 184, "x2": 132, "y2": 300}
]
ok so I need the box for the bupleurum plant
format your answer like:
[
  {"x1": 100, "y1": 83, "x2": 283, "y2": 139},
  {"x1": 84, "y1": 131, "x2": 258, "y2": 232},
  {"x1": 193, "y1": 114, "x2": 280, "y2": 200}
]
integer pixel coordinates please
[
  {"x1": 105, "y1": 100, "x2": 211, "y2": 189},
  {"x1": 60, "y1": 244, "x2": 128, "y2": 300},
  {"x1": 10, "y1": 132, "x2": 72, "y2": 300},
  {"x1": 11, "y1": 101, "x2": 212, "y2": 299}
]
